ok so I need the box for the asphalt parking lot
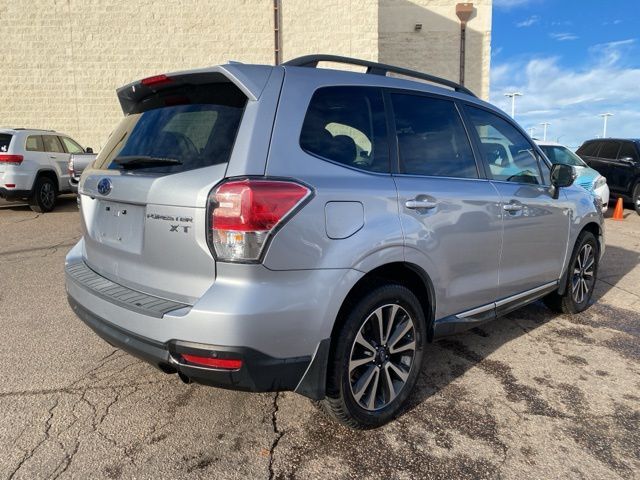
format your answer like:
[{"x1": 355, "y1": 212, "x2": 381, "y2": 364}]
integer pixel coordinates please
[{"x1": 0, "y1": 196, "x2": 638, "y2": 480}]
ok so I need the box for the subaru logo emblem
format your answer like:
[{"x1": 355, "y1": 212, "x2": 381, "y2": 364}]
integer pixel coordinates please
[{"x1": 97, "y1": 178, "x2": 112, "y2": 196}]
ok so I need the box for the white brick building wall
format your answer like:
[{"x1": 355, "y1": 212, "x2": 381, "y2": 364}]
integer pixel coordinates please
[{"x1": 0, "y1": 0, "x2": 491, "y2": 150}]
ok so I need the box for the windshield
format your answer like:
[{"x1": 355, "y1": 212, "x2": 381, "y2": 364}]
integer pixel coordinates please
[
  {"x1": 539, "y1": 145, "x2": 587, "y2": 167},
  {"x1": 0, "y1": 134, "x2": 12, "y2": 153},
  {"x1": 93, "y1": 83, "x2": 246, "y2": 174}
]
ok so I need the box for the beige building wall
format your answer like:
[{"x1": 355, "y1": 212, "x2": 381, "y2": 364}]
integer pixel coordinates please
[
  {"x1": 0, "y1": 0, "x2": 491, "y2": 151},
  {"x1": 379, "y1": 0, "x2": 492, "y2": 99}
]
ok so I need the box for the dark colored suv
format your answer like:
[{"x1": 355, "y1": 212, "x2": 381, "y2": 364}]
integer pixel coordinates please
[{"x1": 576, "y1": 139, "x2": 640, "y2": 214}]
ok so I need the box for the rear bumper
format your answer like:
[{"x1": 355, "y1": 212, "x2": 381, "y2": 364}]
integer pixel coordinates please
[
  {"x1": 68, "y1": 294, "x2": 311, "y2": 392},
  {"x1": 65, "y1": 239, "x2": 361, "y2": 397},
  {"x1": 0, "y1": 187, "x2": 31, "y2": 200}
]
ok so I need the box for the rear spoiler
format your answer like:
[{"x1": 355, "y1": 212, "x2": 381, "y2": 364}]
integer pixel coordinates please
[{"x1": 116, "y1": 64, "x2": 275, "y2": 115}]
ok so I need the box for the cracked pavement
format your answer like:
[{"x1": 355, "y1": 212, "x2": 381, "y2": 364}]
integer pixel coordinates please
[{"x1": 0, "y1": 197, "x2": 638, "y2": 479}]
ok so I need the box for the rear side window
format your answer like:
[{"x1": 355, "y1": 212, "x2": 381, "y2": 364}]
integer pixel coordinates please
[
  {"x1": 391, "y1": 93, "x2": 477, "y2": 178},
  {"x1": 300, "y1": 87, "x2": 389, "y2": 173},
  {"x1": 465, "y1": 106, "x2": 543, "y2": 185},
  {"x1": 0, "y1": 134, "x2": 12, "y2": 152},
  {"x1": 26, "y1": 135, "x2": 43, "y2": 152},
  {"x1": 577, "y1": 142, "x2": 599, "y2": 157},
  {"x1": 93, "y1": 82, "x2": 246, "y2": 173},
  {"x1": 618, "y1": 142, "x2": 638, "y2": 161},
  {"x1": 60, "y1": 137, "x2": 84, "y2": 154},
  {"x1": 42, "y1": 135, "x2": 65, "y2": 153},
  {"x1": 598, "y1": 141, "x2": 620, "y2": 159}
]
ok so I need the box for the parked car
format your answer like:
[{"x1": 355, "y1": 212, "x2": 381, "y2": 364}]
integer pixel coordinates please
[
  {"x1": 68, "y1": 151, "x2": 97, "y2": 193},
  {"x1": 537, "y1": 141, "x2": 609, "y2": 211},
  {"x1": 0, "y1": 128, "x2": 93, "y2": 212},
  {"x1": 576, "y1": 138, "x2": 640, "y2": 214},
  {"x1": 65, "y1": 55, "x2": 604, "y2": 429}
]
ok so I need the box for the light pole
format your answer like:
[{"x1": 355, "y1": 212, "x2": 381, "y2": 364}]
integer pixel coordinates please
[
  {"x1": 540, "y1": 122, "x2": 550, "y2": 141},
  {"x1": 455, "y1": 3, "x2": 474, "y2": 86},
  {"x1": 599, "y1": 113, "x2": 613, "y2": 138},
  {"x1": 504, "y1": 92, "x2": 522, "y2": 118},
  {"x1": 528, "y1": 126, "x2": 536, "y2": 137}
]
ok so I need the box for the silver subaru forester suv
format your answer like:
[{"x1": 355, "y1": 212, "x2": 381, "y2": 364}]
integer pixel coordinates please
[{"x1": 66, "y1": 55, "x2": 604, "y2": 429}]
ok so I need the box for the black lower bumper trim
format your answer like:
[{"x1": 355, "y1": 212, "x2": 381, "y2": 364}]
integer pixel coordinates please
[
  {"x1": 68, "y1": 295, "x2": 311, "y2": 393},
  {"x1": 0, "y1": 188, "x2": 30, "y2": 200}
]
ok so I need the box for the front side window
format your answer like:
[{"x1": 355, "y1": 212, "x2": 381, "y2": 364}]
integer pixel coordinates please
[
  {"x1": 42, "y1": 135, "x2": 65, "y2": 153},
  {"x1": 618, "y1": 142, "x2": 638, "y2": 161},
  {"x1": 465, "y1": 106, "x2": 543, "y2": 185},
  {"x1": 60, "y1": 136, "x2": 84, "y2": 154},
  {"x1": 598, "y1": 141, "x2": 620, "y2": 159},
  {"x1": 300, "y1": 87, "x2": 389, "y2": 173},
  {"x1": 391, "y1": 93, "x2": 477, "y2": 178},
  {"x1": 539, "y1": 145, "x2": 587, "y2": 167}
]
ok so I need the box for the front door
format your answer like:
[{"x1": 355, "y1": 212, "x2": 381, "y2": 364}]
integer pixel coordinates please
[
  {"x1": 388, "y1": 92, "x2": 501, "y2": 320},
  {"x1": 463, "y1": 104, "x2": 570, "y2": 300},
  {"x1": 609, "y1": 141, "x2": 639, "y2": 196}
]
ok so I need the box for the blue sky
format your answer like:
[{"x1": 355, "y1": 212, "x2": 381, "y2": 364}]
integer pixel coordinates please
[{"x1": 490, "y1": 0, "x2": 640, "y2": 148}]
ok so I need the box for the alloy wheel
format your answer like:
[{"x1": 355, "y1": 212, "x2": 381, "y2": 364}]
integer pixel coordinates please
[
  {"x1": 40, "y1": 182, "x2": 55, "y2": 210},
  {"x1": 572, "y1": 243, "x2": 595, "y2": 304},
  {"x1": 348, "y1": 304, "x2": 416, "y2": 411}
]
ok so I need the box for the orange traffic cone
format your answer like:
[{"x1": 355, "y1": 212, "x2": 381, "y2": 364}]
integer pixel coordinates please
[{"x1": 612, "y1": 197, "x2": 624, "y2": 221}]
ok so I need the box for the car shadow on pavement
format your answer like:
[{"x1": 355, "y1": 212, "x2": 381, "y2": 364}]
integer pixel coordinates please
[
  {"x1": 0, "y1": 194, "x2": 78, "y2": 213},
  {"x1": 405, "y1": 242, "x2": 640, "y2": 417}
]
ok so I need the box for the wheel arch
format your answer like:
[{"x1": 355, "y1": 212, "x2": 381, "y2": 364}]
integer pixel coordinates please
[
  {"x1": 33, "y1": 169, "x2": 59, "y2": 192},
  {"x1": 558, "y1": 221, "x2": 602, "y2": 295},
  {"x1": 329, "y1": 262, "x2": 436, "y2": 347}
]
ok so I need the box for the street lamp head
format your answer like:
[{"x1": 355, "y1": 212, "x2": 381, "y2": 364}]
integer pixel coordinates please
[
  {"x1": 456, "y1": 3, "x2": 474, "y2": 25},
  {"x1": 504, "y1": 92, "x2": 523, "y2": 97}
]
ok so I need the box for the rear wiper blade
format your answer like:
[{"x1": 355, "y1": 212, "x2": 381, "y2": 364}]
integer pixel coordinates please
[{"x1": 113, "y1": 155, "x2": 183, "y2": 168}]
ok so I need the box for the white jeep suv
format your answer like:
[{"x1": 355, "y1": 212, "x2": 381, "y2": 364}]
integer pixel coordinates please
[{"x1": 0, "y1": 128, "x2": 90, "y2": 212}]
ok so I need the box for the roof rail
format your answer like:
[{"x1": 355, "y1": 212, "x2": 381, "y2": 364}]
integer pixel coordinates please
[
  {"x1": 283, "y1": 54, "x2": 476, "y2": 97},
  {"x1": 13, "y1": 128, "x2": 56, "y2": 132}
]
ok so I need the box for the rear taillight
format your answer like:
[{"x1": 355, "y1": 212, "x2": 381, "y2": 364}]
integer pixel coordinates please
[
  {"x1": 208, "y1": 179, "x2": 311, "y2": 262},
  {"x1": 0, "y1": 154, "x2": 23, "y2": 164},
  {"x1": 67, "y1": 157, "x2": 75, "y2": 175}
]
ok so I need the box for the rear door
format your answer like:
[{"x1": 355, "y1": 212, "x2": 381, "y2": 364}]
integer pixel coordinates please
[
  {"x1": 390, "y1": 91, "x2": 501, "y2": 320},
  {"x1": 609, "y1": 141, "x2": 639, "y2": 196},
  {"x1": 463, "y1": 104, "x2": 570, "y2": 300},
  {"x1": 78, "y1": 67, "x2": 280, "y2": 303},
  {"x1": 592, "y1": 140, "x2": 621, "y2": 183},
  {"x1": 42, "y1": 135, "x2": 70, "y2": 190}
]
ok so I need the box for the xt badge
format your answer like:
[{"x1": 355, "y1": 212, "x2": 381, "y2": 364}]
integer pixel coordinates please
[{"x1": 170, "y1": 225, "x2": 191, "y2": 233}]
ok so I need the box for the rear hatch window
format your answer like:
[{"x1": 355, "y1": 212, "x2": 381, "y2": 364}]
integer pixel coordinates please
[
  {"x1": 0, "y1": 134, "x2": 12, "y2": 152},
  {"x1": 93, "y1": 83, "x2": 246, "y2": 174}
]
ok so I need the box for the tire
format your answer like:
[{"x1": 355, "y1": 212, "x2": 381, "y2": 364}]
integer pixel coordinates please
[
  {"x1": 633, "y1": 182, "x2": 640, "y2": 216},
  {"x1": 321, "y1": 284, "x2": 427, "y2": 429},
  {"x1": 29, "y1": 176, "x2": 57, "y2": 213},
  {"x1": 544, "y1": 231, "x2": 598, "y2": 314}
]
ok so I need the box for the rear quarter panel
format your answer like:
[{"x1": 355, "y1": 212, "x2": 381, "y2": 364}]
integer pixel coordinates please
[{"x1": 261, "y1": 68, "x2": 404, "y2": 271}]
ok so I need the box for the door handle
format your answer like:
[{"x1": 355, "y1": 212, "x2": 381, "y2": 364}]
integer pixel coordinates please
[
  {"x1": 405, "y1": 199, "x2": 437, "y2": 210},
  {"x1": 49, "y1": 155, "x2": 58, "y2": 159},
  {"x1": 503, "y1": 203, "x2": 523, "y2": 213}
]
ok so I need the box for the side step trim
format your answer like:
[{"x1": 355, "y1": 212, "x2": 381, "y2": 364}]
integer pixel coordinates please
[{"x1": 434, "y1": 281, "x2": 558, "y2": 338}]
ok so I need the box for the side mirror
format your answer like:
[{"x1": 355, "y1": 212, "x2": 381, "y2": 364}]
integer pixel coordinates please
[
  {"x1": 85, "y1": 147, "x2": 94, "y2": 153},
  {"x1": 550, "y1": 164, "x2": 576, "y2": 199}
]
